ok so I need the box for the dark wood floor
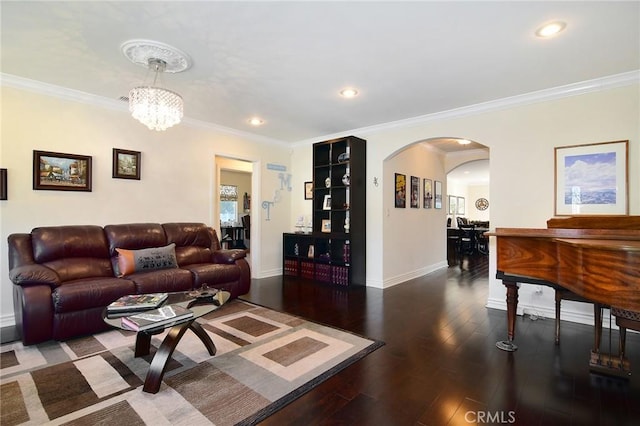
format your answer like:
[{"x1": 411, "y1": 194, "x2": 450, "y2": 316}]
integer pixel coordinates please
[{"x1": 243, "y1": 254, "x2": 640, "y2": 426}]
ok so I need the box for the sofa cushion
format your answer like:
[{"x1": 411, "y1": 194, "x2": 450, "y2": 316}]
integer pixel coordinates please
[
  {"x1": 182, "y1": 263, "x2": 241, "y2": 288},
  {"x1": 52, "y1": 277, "x2": 136, "y2": 313},
  {"x1": 163, "y1": 223, "x2": 214, "y2": 266},
  {"x1": 32, "y1": 225, "x2": 109, "y2": 263},
  {"x1": 104, "y1": 223, "x2": 167, "y2": 254},
  {"x1": 115, "y1": 243, "x2": 178, "y2": 276},
  {"x1": 126, "y1": 268, "x2": 193, "y2": 294}
]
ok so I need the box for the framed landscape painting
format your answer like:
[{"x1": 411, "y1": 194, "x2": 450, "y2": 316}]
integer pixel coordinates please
[
  {"x1": 113, "y1": 148, "x2": 141, "y2": 180},
  {"x1": 554, "y1": 140, "x2": 628, "y2": 215},
  {"x1": 33, "y1": 150, "x2": 92, "y2": 191}
]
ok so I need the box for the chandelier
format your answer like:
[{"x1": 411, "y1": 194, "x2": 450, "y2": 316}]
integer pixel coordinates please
[
  {"x1": 129, "y1": 59, "x2": 183, "y2": 131},
  {"x1": 122, "y1": 40, "x2": 191, "y2": 132}
]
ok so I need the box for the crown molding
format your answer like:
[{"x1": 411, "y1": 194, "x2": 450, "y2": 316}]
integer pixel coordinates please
[
  {"x1": 294, "y1": 70, "x2": 640, "y2": 146},
  {"x1": 0, "y1": 73, "x2": 288, "y2": 147},
  {"x1": 3, "y1": 70, "x2": 638, "y2": 149}
]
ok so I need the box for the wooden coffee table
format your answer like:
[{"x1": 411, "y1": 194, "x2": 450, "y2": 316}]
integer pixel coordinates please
[{"x1": 103, "y1": 290, "x2": 230, "y2": 393}]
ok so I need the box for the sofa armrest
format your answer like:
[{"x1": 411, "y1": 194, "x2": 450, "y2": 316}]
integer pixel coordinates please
[
  {"x1": 212, "y1": 249, "x2": 246, "y2": 265},
  {"x1": 9, "y1": 264, "x2": 61, "y2": 287}
]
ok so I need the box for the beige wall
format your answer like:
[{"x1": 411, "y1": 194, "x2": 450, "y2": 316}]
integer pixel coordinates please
[
  {"x1": 292, "y1": 82, "x2": 639, "y2": 324},
  {"x1": 2, "y1": 79, "x2": 638, "y2": 328},
  {"x1": 0, "y1": 86, "x2": 292, "y2": 326}
]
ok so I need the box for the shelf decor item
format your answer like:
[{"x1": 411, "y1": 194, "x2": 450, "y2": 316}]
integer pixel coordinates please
[
  {"x1": 342, "y1": 172, "x2": 350, "y2": 186},
  {"x1": 321, "y1": 219, "x2": 331, "y2": 233},
  {"x1": 323, "y1": 194, "x2": 332, "y2": 210}
]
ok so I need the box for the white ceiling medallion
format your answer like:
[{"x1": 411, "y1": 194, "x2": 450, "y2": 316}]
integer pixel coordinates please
[
  {"x1": 121, "y1": 39, "x2": 192, "y2": 73},
  {"x1": 122, "y1": 39, "x2": 190, "y2": 131}
]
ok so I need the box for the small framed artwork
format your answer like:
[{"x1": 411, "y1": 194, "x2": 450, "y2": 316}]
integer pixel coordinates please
[
  {"x1": 395, "y1": 173, "x2": 406, "y2": 208},
  {"x1": 304, "y1": 181, "x2": 313, "y2": 200},
  {"x1": 308, "y1": 244, "x2": 315, "y2": 258},
  {"x1": 448, "y1": 195, "x2": 457, "y2": 215},
  {"x1": 323, "y1": 194, "x2": 332, "y2": 210},
  {"x1": 410, "y1": 176, "x2": 420, "y2": 208},
  {"x1": 434, "y1": 180, "x2": 442, "y2": 209},
  {"x1": 33, "y1": 150, "x2": 92, "y2": 191},
  {"x1": 321, "y1": 219, "x2": 331, "y2": 233},
  {"x1": 423, "y1": 178, "x2": 432, "y2": 209},
  {"x1": 457, "y1": 197, "x2": 465, "y2": 215},
  {"x1": 112, "y1": 148, "x2": 141, "y2": 180},
  {"x1": 554, "y1": 140, "x2": 628, "y2": 215},
  {"x1": 0, "y1": 168, "x2": 7, "y2": 200}
]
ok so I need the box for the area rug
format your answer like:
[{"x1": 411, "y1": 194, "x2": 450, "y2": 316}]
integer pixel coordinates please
[{"x1": 0, "y1": 300, "x2": 383, "y2": 426}]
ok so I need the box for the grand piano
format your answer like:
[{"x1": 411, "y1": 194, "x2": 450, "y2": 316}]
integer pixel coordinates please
[{"x1": 489, "y1": 215, "x2": 640, "y2": 375}]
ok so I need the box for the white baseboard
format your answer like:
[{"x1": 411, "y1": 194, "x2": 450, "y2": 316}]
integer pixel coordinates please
[
  {"x1": 1, "y1": 313, "x2": 15, "y2": 329},
  {"x1": 486, "y1": 297, "x2": 615, "y2": 329},
  {"x1": 381, "y1": 261, "x2": 449, "y2": 289}
]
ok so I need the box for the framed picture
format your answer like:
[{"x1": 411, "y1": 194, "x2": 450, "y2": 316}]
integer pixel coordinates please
[
  {"x1": 304, "y1": 181, "x2": 313, "y2": 200},
  {"x1": 410, "y1": 176, "x2": 420, "y2": 208},
  {"x1": 554, "y1": 140, "x2": 628, "y2": 215},
  {"x1": 0, "y1": 168, "x2": 7, "y2": 200},
  {"x1": 323, "y1": 194, "x2": 332, "y2": 210},
  {"x1": 112, "y1": 148, "x2": 141, "y2": 180},
  {"x1": 395, "y1": 173, "x2": 406, "y2": 208},
  {"x1": 457, "y1": 197, "x2": 465, "y2": 215},
  {"x1": 434, "y1": 180, "x2": 442, "y2": 209},
  {"x1": 423, "y1": 178, "x2": 432, "y2": 209},
  {"x1": 448, "y1": 195, "x2": 457, "y2": 215},
  {"x1": 33, "y1": 150, "x2": 92, "y2": 191},
  {"x1": 321, "y1": 219, "x2": 331, "y2": 233}
]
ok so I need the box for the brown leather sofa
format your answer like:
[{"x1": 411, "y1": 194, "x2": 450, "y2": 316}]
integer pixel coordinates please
[{"x1": 8, "y1": 222, "x2": 250, "y2": 345}]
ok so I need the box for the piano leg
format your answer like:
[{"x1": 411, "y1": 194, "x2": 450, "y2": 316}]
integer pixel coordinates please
[
  {"x1": 496, "y1": 281, "x2": 519, "y2": 352},
  {"x1": 589, "y1": 305, "x2": 631, "y2": 377}
]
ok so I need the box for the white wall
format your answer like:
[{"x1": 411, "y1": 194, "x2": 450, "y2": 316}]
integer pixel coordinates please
[
  {"x1": 382, "y1": 144, "x2": 448, "y2": 286},
  {"x1": 466, "y1": 185, "x2": 490, "y2": 222},
  {"x1": 0, "y1": 86, "x2": 292, "y2": 326}
]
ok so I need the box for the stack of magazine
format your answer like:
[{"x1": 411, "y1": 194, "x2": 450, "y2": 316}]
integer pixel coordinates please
[
  {"x1": 121, "y1": 305, "x2": 194, "y2": 331},
  {"x1": 107, "y1": 293, "x2": 168, "y2": 314}
]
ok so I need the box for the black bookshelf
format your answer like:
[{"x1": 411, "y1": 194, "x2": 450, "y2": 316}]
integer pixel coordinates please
[{"x1": 283, "y1": 136, "x2": 366, "y2": 286}]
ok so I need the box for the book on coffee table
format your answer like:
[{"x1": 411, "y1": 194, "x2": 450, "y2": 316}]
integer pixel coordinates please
[
  {"x1": 121, "y1": 305, "x2": 194, "y2": 331},
  {"x1": 107, "y1": 293, "x2": 168, "y2": 313}
]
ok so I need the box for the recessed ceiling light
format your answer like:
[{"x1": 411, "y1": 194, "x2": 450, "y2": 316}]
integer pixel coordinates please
[
  {"x1": 340, "y1": 88, "x2": 358, "y2": 98},
  {"x1": 248, "y1": 117, "x2": 264, "y2": 126},
  {"x1": 535, "y1": 21, "x2": 566, "y2": 38},
  {"x1": 458, "y1": 139, "x2": 471, "y2": 145}
]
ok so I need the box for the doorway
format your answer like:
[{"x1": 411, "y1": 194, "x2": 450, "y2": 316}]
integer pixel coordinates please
[{"x1": 215, "y1": 156, "x2": 255, "y2": 274}]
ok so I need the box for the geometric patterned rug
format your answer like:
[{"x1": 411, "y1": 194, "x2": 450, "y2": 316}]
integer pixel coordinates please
[{"x1": 0, "y1": 300, "x2": 383, "y2": 426}]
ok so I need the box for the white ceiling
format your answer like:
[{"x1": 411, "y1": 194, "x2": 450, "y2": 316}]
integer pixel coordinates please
[
  {"x1": 448, "y1": 159, "x2": 490, "y2": 186},
  {"x1": 2, "y1": 1, "x2": 639, "y2": 144}
]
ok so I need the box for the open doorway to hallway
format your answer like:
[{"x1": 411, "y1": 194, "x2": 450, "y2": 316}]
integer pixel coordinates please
[{"x1": 215, "y1": 156, "x2": 254, "y2": 272}]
